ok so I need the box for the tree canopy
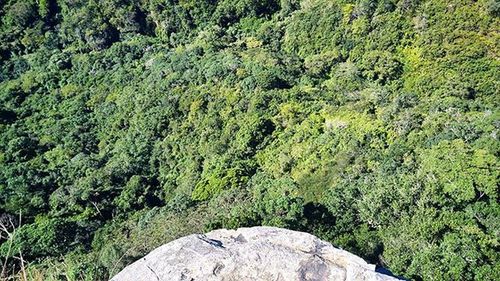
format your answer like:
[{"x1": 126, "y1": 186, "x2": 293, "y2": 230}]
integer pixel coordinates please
[{"x1": 0, "y1": 0, "x2": 498, "y2": 280}]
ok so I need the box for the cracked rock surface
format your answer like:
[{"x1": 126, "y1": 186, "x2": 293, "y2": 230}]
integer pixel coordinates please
[{"x1": 111, "y1": 226, "x2": 399, "y2": 281}]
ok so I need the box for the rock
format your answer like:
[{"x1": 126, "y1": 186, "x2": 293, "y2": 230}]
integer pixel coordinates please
[{"x1": 111, "y1": 226, "x2": 399, "y2": 281}]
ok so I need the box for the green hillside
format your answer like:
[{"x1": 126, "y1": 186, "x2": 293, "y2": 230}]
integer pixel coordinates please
[{"x1": 0, "y1": 0, "x2": 498, "y2": 280}]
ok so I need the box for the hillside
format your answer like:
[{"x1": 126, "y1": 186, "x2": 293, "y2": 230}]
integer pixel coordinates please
[{"x1": 0, "y1": 0, "x2": 498, "y2": 280}]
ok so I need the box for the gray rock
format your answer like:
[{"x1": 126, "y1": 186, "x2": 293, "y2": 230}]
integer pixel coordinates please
[{"x1": 111, "y1": 226, "x2": 398, "y2": 281}]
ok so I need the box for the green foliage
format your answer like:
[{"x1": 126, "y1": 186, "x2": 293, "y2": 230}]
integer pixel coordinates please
[
  {"x1": 1, "y1": 1, "x2": 38, "y2": 29},
  {"x1": 0, "y1": 217, "x2": 76, "y2": 259},
  {"x1": 418, "y1": 139, "x2": 498, "y2": 205},
  {"x1": 38, "y1": 0, "x2": 49, "y2": 18},
  {"x1": 0, "y1": 0, "x2": 498, "y2": 279}
]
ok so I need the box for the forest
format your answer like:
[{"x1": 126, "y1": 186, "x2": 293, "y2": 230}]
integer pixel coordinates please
[{"x1": 0, "y1": 0, "x2": 498, "y2": 280}]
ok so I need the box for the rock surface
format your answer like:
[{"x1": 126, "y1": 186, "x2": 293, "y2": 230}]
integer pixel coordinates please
[{"x1": 111, "y1": 226, "x2": 399, "y2": 281}]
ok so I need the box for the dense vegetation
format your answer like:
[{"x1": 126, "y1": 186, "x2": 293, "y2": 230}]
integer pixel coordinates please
[{"x1": 0, "y1": 0, "x2": 498, "y2": 280}]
